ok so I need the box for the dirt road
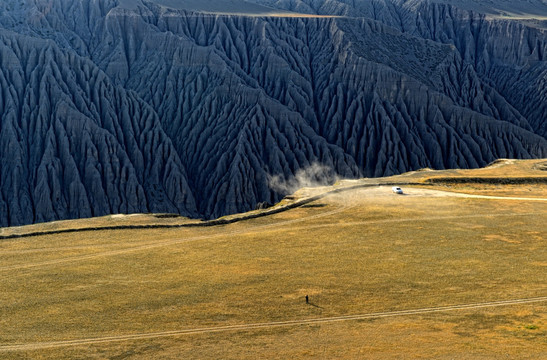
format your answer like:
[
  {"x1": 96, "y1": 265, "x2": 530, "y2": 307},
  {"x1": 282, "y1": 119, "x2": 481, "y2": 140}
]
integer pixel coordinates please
[
  {"x1": 1, "y1": 186, "x2": 545, "y2": 352},
  {"x1": 2, "y1": 187, "x2": 545, "y2": 275},
  {"x1": 397, "y1": 187, "x2": 547, "y2": 201},
  {"x1": 0, "y1": 202, "x2": 357, "y2": 275},
  {"x1": 1, "y1": 296, "x2": 545, "y2": 352}
]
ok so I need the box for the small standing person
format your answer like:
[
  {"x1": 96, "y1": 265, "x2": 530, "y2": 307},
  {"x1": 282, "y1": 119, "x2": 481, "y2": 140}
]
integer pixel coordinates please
[{"x1": 305, "y1": 295, "x2": 309, "y2": 304}]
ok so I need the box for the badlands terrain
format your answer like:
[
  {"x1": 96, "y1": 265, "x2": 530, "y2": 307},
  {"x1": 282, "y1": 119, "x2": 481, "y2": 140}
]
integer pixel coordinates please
[
  {"x1": 0, "y1": 0, "x2": 546, "y2": 226},
  {"x1": 0, "y1": 159, "x2": 545, "y2": 358},
  {"x1": 1, "y1": 0, "x2": 546, "y2": 358}
]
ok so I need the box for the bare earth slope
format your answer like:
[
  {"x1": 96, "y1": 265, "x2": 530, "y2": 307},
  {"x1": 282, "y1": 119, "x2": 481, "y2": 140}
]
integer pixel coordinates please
[
  {"x1": 0, "y1": 0, "x2": 546, "y2": 226},
  {"x1": 254, "y1": 0, "x2": 547, "y2": 135}
]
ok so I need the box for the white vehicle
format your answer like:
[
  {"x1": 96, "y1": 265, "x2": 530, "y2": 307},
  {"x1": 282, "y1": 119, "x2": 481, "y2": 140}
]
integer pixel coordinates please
[{"x1": 392, "y1": 186, "x2": 403, "y2": 194}]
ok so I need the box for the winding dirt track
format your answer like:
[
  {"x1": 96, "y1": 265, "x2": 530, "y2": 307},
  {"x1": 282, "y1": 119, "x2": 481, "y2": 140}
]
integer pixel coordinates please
[
  {"x1": 415, "y1": 191, "x2": 547, "y2": 202},
  {"x1": 0, "y1": 202, "x2": 358, "y2": 275},
  {"x1": 1, "y1": 187, "x2": 546, "y2": 352},
  {"x1": 2, "y1": 188, "x2": 546, "y2": 275},
  {"x1": 1, "y1": 296, "x2": 546, "y2": 352},
  {"x1": 1, "y1": 211, "x2": 541, "y2": 275}
]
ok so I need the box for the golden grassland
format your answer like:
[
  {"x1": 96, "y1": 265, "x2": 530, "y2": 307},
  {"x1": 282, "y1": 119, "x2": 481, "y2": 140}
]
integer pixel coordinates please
[{"x1": 0, "y1": 159, "x2": 546, "y2": 359}]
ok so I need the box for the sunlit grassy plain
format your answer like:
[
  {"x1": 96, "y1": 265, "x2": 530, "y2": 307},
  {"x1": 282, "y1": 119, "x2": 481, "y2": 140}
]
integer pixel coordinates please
[{"x1": 0, "y1": 159, "x2": 546, "y2": 359}]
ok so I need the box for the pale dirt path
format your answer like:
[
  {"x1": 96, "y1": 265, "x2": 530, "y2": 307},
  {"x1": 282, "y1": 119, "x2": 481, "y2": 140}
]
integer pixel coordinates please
[
  {"x1": 258, "y1": 212, "x2": 543, "y2": 233},
  {"x1": 0, "y1": 202, "x2": 358, "y2": 274},
  {"x1": 1, "y1": 296, "x2": 545, "y2": 352},
  {"x1": 450, "y1": 193, "x2": 547, "y2": 201},
  {"x1": 2, "y1": 187, "x2": 545, "y2": 274},
  {"x1": 3, "y1": 209, "x2": 540, "y2": 275},
  {"x1": 1, "y1": 188, "x2": 545, "y2": 351},
  {"x1": 400, "y1": 187, "x2": 547, "y2": 201}
]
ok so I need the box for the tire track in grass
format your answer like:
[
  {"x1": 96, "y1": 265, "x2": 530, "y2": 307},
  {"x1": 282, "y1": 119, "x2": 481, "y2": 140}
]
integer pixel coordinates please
[
  {"x1": 0, "y1": 202, "x2": 357, "y2": 275},
  {"x1": 2, "y1": 193, "x2": 546, "y2": 274},
  {"x1": 1, "y1": 296, "x2": 546, "y2": 352},
  {"x1": 2, "y1": 187, "x2": 545, "y2": 274},
  {"x1": 3, "y1": 209, "x2": 536, "y2": 274}
]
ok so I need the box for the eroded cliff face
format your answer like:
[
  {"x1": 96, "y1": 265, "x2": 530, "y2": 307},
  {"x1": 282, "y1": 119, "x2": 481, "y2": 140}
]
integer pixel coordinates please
[
  {"x1": 0, "y1": 30, "x2": 198, "y2": 226},
  {"x1": 255, "y1": 0, "x2": 547, "y2": 137},
  {"x1": 0, "y1": 0, "x2": 545, "y2": 226}
]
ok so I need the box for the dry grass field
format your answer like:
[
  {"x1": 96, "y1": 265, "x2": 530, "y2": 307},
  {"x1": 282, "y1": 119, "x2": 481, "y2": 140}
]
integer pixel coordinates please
[{"x1": 0, "y1": 159, "x2": 546, "y2": 359}]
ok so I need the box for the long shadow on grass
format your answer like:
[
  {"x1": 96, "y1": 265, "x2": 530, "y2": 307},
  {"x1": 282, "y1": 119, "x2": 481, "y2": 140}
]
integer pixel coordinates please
[{"x1": 308, "y1": 302, "x2": 323, "y2": 309}]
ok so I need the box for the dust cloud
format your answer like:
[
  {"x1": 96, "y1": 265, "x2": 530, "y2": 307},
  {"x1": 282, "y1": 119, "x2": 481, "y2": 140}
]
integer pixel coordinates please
[{"x1": 267, "y1": 163, "x2": 340, "y2": 195}]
